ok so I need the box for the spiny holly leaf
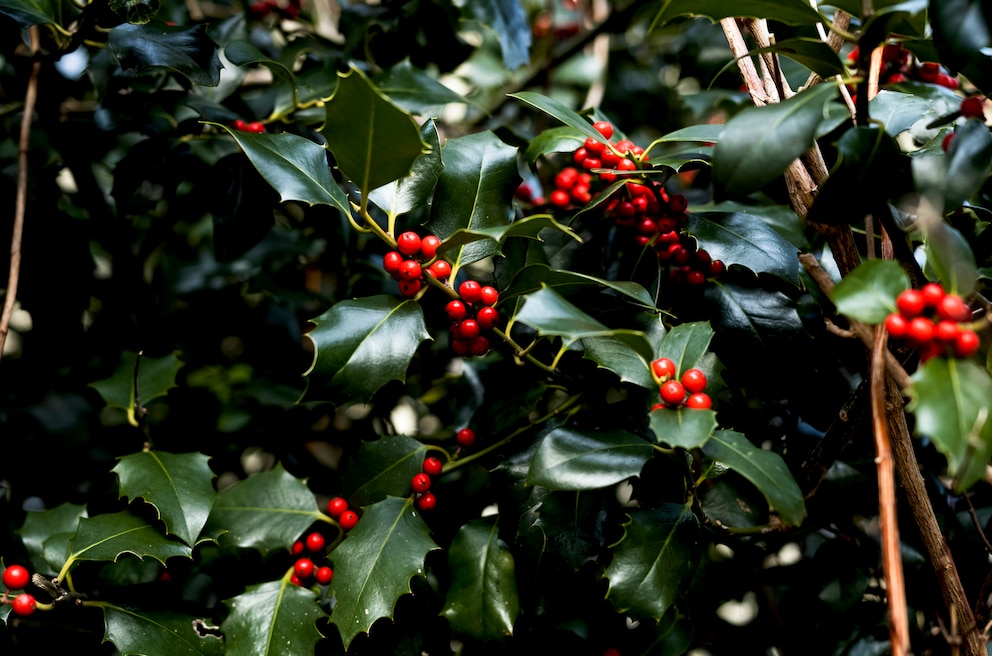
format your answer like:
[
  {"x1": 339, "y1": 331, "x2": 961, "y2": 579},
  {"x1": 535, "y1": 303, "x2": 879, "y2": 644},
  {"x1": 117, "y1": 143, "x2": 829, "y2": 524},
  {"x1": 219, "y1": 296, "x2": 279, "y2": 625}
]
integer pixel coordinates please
[
  {"x1": 524, "y1": 126, "x2": 585, "y2": 161},
  {"x1": 649, "y1": 406, "x2": 718, "y2": 449},
  {"x1": 702, "y1": 430, "x2": 806, "y2": 526},
  {"x1": 501, "y1": 264, "x2": 655, "y2": 308},
  {"x1": 704, "y1": 281, "x2": 805, "y2": 346},
  {"x1": 655, "y1": 321, "x2": 713, "y2": 374},
  {"x1": 102, "y1": 604, "x2": 224, "y2": 656},
  {"x1": 301, "y1": 295, "x2": 431, "y2": 406},
  {"x1": 687, "y1": 211, "x2": 801, "y2": 283},
  {"x1": 517, "y1": 489, "x2": 611, "y2": 572},
  {"x1": 112, "y1": 451, "x2": 216, "y2": 546},
  {"x1": 368, "y1": 119, "x2": 443, "y2": 217},
  {"x1": 426, "y1": 131, "x2": 520, "y2": 271},
  {"x1": 90, "y1": 351, "x2": 183, "y2": 427},
  {"x1": 510, "y1": 91, "x2": 609, "y2": 145},
  {"x1": 67, "y1": 512, "x2": 192, "y2": 567},
  {"x1": 321, "y1": 64, "x2": 428, "y2": 196},
  {"x1": 829, "y1": 259, "x2": 909, "y2": 324},
  {"x1": 712, "y1": 82, "x2": 840, "y2": 199},
  {"x1": 221, "y1": 580, "x2": 324, "y2": 656},
  {"x1": 435, "y1": 214, "x2": 582, "y2": 259},
  {"x1": 527, "y1": 427, "x2": 654, "y2": 490},
  {"x1": 579, "y1": 335, "x2": 656, "y2": 388},
  {"x1": 342, "y1": 435, "x2": 429, "y2": 507},
  {"x1": 442, "y1": 517, "x2": 520, "y2": 641},
  {"x1": 216, "y1": 126, "x2": 351, "y2": 216},
  {"x1": 373, "y1": 59, "x2": 471, "y2": 115},
  {"x1": 605, "y1": 504, "x2": 699, "y2": 620},
  {"x1": 463, "y1": 0, "x2": 531, "y2": 69},
  {"x1": 907, "y1": 357, "x2": 992, "y2": 492},
  {"x1": 648, "y1": 0, "x2": 823, "y2": 28},
  {"x1": 698, "y1": 472, "x2": 766, "y2": 529},
  {"x1": 108, "y1": 23, "x2": 222, "y2": 86},
  {"x1": 202, "y1": 463, "x2": 324, "y2": 556},
  {"x1": 328, "y1": 496, "x2": 440, "y2": 649},
  {"x1": 18, "y1": 503, "x2": 87, "y2": 575}
]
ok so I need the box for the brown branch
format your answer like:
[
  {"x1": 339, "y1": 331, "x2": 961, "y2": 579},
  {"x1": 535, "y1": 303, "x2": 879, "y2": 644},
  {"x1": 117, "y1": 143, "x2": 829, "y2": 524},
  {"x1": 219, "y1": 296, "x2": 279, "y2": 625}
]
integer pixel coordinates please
[{"x1": 0, "y1": 26, "x2": 40, "y2": 364}]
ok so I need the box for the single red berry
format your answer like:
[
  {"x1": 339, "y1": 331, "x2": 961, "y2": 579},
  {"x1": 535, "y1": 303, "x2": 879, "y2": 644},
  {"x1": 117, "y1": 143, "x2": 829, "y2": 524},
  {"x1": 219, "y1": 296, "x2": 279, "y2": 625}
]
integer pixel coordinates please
[
  {"x1": 652, "y1": 357, "x2": 676, "y2": 382},
  {"x1": 383, "y1": 251, "x2": 403, "y2": 274},
  {"x1": 12, "y1": 593, "x2": 36, "y2": 616},
  {"x1": 919, "y1": 61, "x2": 941, "y2": 82},
  {"x1": 476, "y1": 306, "x2": 500, "y2": 330},
  {"x1": 961, "y1": 96, "x2": 985, "y2": 119},
  {"x1": 416, "y1": 492, "x2": 437, "y2": 511},
  {"x1": 459, "y1": 319, "x2": 481, "y2": 339},
  {"x1": 896, "y1": 289, "x2": 926, "y2": 318},
  {"x1": 884, "y1": 312, "x2": 908, "y2": 339},
  {"x1": 423, "y1": 457, "x2": 443, "y2": 476},
  {"x1": 936, "y1": 72, "x2": 959, "y2": 90},
  {"x1": 680, "y1": 368, "x2": 707, "y2": 394},
  {"x1": 954, "y1": 329, "x2": 980, "y2": 358},
  {"x1": 685, "y1": 270, "x2": 706, "y2": 286},
  {"x1": 315, "y1": 566, "x2": 333, "y2": 585},
  {"x1": 245, "y1": 121, "x2": 266, "y2": 133},
  {"x1": 420, "y1": 234, "x2": 442, "y2": 259},
  {"x1": 305, "y1": 532, "x2": 325, "y2": 553},
  {"x1": 3, "y1": 565, "x2": 29, "y2": 591},
  {"x1": 937, "y1": 294, "x2": 971, "y2": 322},
  {"x1": 290, "y1": 573, "x2": 303, "y2": 586},
  {"x1": 396, "y1": 231, "x2": 422, "y2": 256},
  {"x1": 617, "y1": 158, "x2": 637, "y2": 171},
  {"x1": 572, "y1": 147, "x2": 589, "y2": 166},
  {"x1": 479, "y1": 286, "x2": 499, "y2": 307},
  {"x1": 592, "y1": 121, "x2": 614, "y2": 139},
  {"x1": 291, "y1": 540, "x2": 304, "y2": 555},
  {"x1": 445, "y1": 300, "x2": 468, "y2": 321},
  {"x1": 600, "y1": 149, "x2": 621, "y2": 167},
  {"x1": 230, "y1": 118, "x2": 248, "y2": 131},
  {"x1": 411, "y1": 472, "x2": 432, "y2": 493},
  {"x1": 451, "y1": 339, "x2": 469, "y2": 356},
  {"x1": 921, "y1": 282, "x2": 945, "y2": 309},
  {"x1": 934, "y1": 320, "x2": 960, "y2": 343},
  {"x1": 942, "y1": 131, "x2": 956, "y2": 151},
  {"x1": 294, "y1": 558, "x2": 315, "y2": 580},
  {"x1": 615, "y1": 139, "x2": 636, "y2": 155},
  {"x1": 708, "y1": 260, "x2": 726, "y2": 276},
  {"x1": 549, "y1": 190, "x2": 571, "y2": 208},
  {"x1": 459, "y1": 280, "x2": 483, "y2": 304},
  {"x1": 919, "y1": 340, "x2": 945, "y2": 363},
  {"x1": 339, "y1": 510, "x2": 359, "y2": 531},
  {"x1": 602, "y1": 648, "x2": 622, "y2": 656},
  {"x1": 398, "y1": 279, "x2": 422, "y2": 297},
  {"x1": 660, "y1": 380, "x2": 686, "y2": 406},
  {"x1": 456, "y1": 427, "x2": 476, "y2": 447},
  {"x1": 327, "y1": 496, "x2": 349, "y2": 518},
  {"x1": 468, "y1": 335, "x2": 490, "y2": 356},
  {"x1": 686, "y1": 392, "x2": 712, "y2": 409},
  {"x1": 427, "y1": 260, "x2": 452, "y2": 280},
  {"x1": 668, "y1": 194, "x2": 688, "y2": 214},
  {"x1": 398, "y1": 259, "x2": 422, "y2": 281},
  {"x1": 583, "y1": 136, "x2": 605, "y2": 154},
  {"x1": 906, "y1": 316, "x2": 935, "y2": 347},
  {"x1": 555, "y1": 167, "x2": 579, "y2": 190}
]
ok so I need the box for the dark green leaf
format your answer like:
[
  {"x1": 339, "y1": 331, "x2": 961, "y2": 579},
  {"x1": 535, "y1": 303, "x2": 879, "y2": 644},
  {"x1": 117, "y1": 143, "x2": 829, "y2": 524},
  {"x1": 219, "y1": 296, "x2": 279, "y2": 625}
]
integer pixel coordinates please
[
  {"x1": 510, "y1": 92, "x2": 610, "y2": 144},
  {"x1": 103, "y1": 605, "x2": 224, "y2": 656},
  {"x1": 441, "y1": 517, "x2": 520, "y2": 640},
  {"x1": 202, "y1": 464, "x2": 324, "y2": 556},
  {"x1": 108, "y1": 23, "x2": 222, "y2": 86},
  {"x1": 747, "y1": 37, "x2": 846, "y2": 78},
  {"x1": 368, "y1": 119, "x2": 443, "y2": 217},
  {"x1": 942, "y1": 117, "x2": 992, "y2": 210},
  {"x1": 923, "y1": 213, "x2": 978, "y2": 298},
  {"x1": 0, "y1": 0, "x2": 78, "y2": 28},
  {"x1": 373, "y1": 60, "x2": 469, "y2": 115},
  {"x1": 18, "y1": 503, "x2": 87, "y2": 575},
  {"x1": 702, "y1": 430, "x2": 806, "y2": 526},
  {"x1": 649, "y1": 406, "x2": 718, "y2": 449},
  {"x1": 220, "y1": 581, "x2": 324, "y2": 656},
  {"x1": 501, "y1": 264, "x2": 655, "y2": 308},
  {"x1": 329, "y1": 496, "x2": 440, "y2": 649},
  {"x1": 527, "y1": 427, "x2": 653, "y2": 490},
  {"x1": 89, "y1": 351, "x2": 183, "y2": 427},
  {"x1": 830, "y1": 259, "x2": 909, "y2": 324},
  {"x1": 649, "y1": 124, "x2": 724, "y2": 145},
  {"x1": 929, "y1": 0, "x2": 992, "y2": 73},
  {"x1": 656, "y1": 321, "x2": 714, "y2": 374},
  {"x1": 302, "y1": 295, "x2": 431, "y2": 405},
  {"x1": 342, "y1": 435, "x2": 429, "y2": 507},
  {"x1": 68, "y1": 512, "x2": 192, "y2": 566},
  {"x1": 704, "y1": 281, "x2": 805, "y2": 346},
  {"x1": 463, "y1": 0, "x2": 531, "y2": 69},
  {"x1": 649, "y1": 0, "x2": 823, "y2": 28},
  {"x1": 518, "y1": 490, "x2": 610, "y2": 571},
  {"x1": 908, "y1": 357, "x2": 992, "y2": 492},
  {"x1": 870, "y1": 90, "x2": 944, "y2": 137},
  {"x1": 435, "y1": 214, "x2": 582, "y2": 259},
  {"x1": 703, "y1": 201, "x2": 808, "y2": 250},
  {"x1": 687, "y1": 211, "x2": 800, "y2": 283},
  {"x1": 579, "y1": 335, "x2": 656, "y2": 388},
  {"x1": 699, "y1": 474, "x2": 766, "y2": 529},
  {"x1": 524, "y1": 126, "x2": 585, "y2": 161},
  {"x1": 112, "y1": 451, "x2": 216, "y2": 546}
]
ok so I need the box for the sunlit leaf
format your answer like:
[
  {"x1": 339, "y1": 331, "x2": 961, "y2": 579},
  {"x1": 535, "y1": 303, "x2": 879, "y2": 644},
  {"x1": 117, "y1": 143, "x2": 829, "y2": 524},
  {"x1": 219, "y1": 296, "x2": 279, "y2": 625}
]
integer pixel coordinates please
[{"x1": 830, "y1": 259, "x2": 909, "y2": 324}]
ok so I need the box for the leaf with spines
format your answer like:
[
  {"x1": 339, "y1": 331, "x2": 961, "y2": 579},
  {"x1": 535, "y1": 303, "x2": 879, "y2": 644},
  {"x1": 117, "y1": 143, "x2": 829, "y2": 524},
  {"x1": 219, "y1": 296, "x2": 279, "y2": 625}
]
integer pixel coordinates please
[
  {"x1": 434, "y1": 215, "x2": 582, "y2": 259},
  {"x1": 368, "y1": 119, "x2": 443, "y2": 217},
  {"x1": 342, "y1": 435, "x2": 430, "y2": 507},
  {"x1": 18, "y1": 503, "x2": 87, "y2": 575},
  {"x1": 112, "y1": 451, "x2": 216, "y2": 546},
  {"x1": 372, "y1": 59, "x2": 470, "y2": 115},
  {"x1": 687, "y1": 211, "x2": 801, "y2": 283},
  {"x1": 108, "y1": 23, "x2": 222, "y2": 86},
  {"x1": 501, "y1": 264, "x2": 654, "y2": 308},
  {"x1": 102, "y1": 604, "x2": 224, "y2": 656},
  {"x1": 66, "y1": 512, "x2": 192, "y2": 568},
  {"x1": 90, "y1": 351, "x2": 184, "y2": 427},
  {"x1": 654, "y1": 321, "x2": 714, "y2": 374},
  {"x1": 528, "y1": 427, "x2": 654, "y2": 490},
  {"x1": 301, "y1": 295, "x2": 431, "y2": 406},
  {"x1": 829, "y1": 259, "x2": 908, "y2": 324},
  {"x1": 220, "y1": 581, "x2": 324, "y2": 656},
  {"x1": 328, "y1": 496, "x2": 440, "y2": 649},
  {"x1": 517, "y1": 489, "x2": 611, "y2": 572},
  {"x1": 510, "y1": 91, "x2": 610, "y2": 145},
  {"x1": 202, "y1": 463, "x2": 325, "y2": 556}
]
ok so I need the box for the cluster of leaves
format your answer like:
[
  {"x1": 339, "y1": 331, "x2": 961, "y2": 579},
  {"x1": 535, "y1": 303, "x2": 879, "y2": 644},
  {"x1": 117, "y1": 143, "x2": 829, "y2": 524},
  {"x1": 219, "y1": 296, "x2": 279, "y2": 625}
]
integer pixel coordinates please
[{"x1": 2, "y1": 0, "x2": 992, "y2": 654}]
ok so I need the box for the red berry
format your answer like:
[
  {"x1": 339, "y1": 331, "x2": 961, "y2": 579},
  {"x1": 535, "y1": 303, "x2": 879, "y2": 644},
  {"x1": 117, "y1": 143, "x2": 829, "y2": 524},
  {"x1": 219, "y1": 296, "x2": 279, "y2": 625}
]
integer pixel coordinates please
[
  {"x1": 921, "y1": 282, "x2": 945, "y2": 309},
  {"x1": 555, "y1": 167, "x2": 579, "y2": 189},
  {"x1": 652, "y1": 357, "x2": 676, "y2": 382},
  {"x1": 617, "y1": 158, "x2": 637, "y2": 171},
  {"x1": 934, "y1": 320, "x2": 960, "y2": 343},
  {"x1": 294, "y1": 558, "x2": 315, "y2": 579},
  {"x1": 339, "y1": 510, "x2": 359, "y2": 531},
  {"x1": 459, "y1": 319, "x2": 481, "y2": 339},
  {"x1": 680, "y1": 368, "x2": 707, "y2": 394},
  {"x1": 305, "y1": 532, "x2": 325, "y2": 553},
  {"x1": 230, "y1": 118, "x2": 248, "y2": 131},
  {"x1": 445, "y1": 300, "x2": 468, "y2": 321},
  {"x1": 961, "y1": 96, "x2": 985, "y2": 120},
  {"x1": 3, "y1": 565, "x2": 29, "y2": 591},
  {"x1": 685, "y1": 270, "x2": 706, "y2": 286},
  {"x1": 427, "y1": 260, "x2": 452, "y2": 280},
  {"x1": 468, "y1": 335, "x2": 490, "y2": 356},
  {"x1": 550, "y1": 189, "x2": 571, "y2": 207},
  {"x1": 291, "y1": 540, "x2": 304, "y2": 555},
  {"x1": 416, "y1": 492, "x2": 437, "y2": 511},
  {"x1": 686, "y1": 392, "x2": 712, "y2": 409},
  {"x1": 884, "y1": 312, "x2": 908, "y2": 339},
  {"x1": 937, "y1": 294, "x2": 971, "y2": 322},
  {"x1": 327, "y1": 496, "x2": 349, "y2": 518},
  {"x1": 708, "y1": 260, "x2": 726, "y2": 276},
  {"x1": 411, "y1": 473, "x2": 431, "y2": 493},
  {"x1": 919, "y1": 61, "x2": 941, "y2": 82},
  {"x1": 583, "y1": 136, "x2": 605, "y2": 154},
  {"x1": 315, "y1": 566, "x2": 334, "y2": 585},
  {"x1": 245, "y1": 121, "x2": 266, "y2": 133},
  {"x1": 12, "y1": 593, "x2": 36, "y2": 616},
  {"x1": 572, "y1": 147, "x2": 589, "y2": 166},
  {"x1": 615, "y1": 139, "x2": 635, "y2": 155},
  {"x1": 476, "y1": 306, "x2": 500, "y2": 330},
  {"x1": 398, "y1": 259, "x2": 422, "y2": 281},
  {"x1": 383, "y1": 251, "x2": 403, "y2": 274},
  {"x1": 398, "y1": 279, "x2": 422, "y2": 297},
  {"x1": 420, "y1": 234, "x2": 442, "y2": 259},
  {"x1": 954, "y1": 329, "x2": 980, "y2": 358},
  {"x1": 896, "y1": 289, "x2": 926, "y2": 318},
  {"x1": 592, "y1": 121, "x2": 614, "y2": 139},
  {"x1": 456, "y1": 427, "x2": 476, "y2": 447},
  {"x1": 396, "y1": 231, "x2": 422, "y2": 256},
  {"x1": 479, "y1": 286, "x2": 499, "y2": 307},
  {"x1": 942, "y1": 131, "x2": 956, "y2": 151},
  {"x1": 290, "y1": 574, "x2": 303, "y2": 586},
  {"x1": 936, "y1": 72, "x2": 959, "y2": 90},
  {"x1": 906, "y1": 316, "x2": 935, "y2": 347},
  {"x1": 668, "y1": 194, "x2": 688, "y2": 214},
  {"x1": 423, "y1": 457, "x2": 443, "y2": 476},
  {"x1": 459, "y1": 280, "x2": 483, "y2": 304},
  {"x1": 659, "y1": 380, "x2": 686, "y2": 406},
  {"x1": 451, "y1": 339, "x2": 469, "y2": 356}
]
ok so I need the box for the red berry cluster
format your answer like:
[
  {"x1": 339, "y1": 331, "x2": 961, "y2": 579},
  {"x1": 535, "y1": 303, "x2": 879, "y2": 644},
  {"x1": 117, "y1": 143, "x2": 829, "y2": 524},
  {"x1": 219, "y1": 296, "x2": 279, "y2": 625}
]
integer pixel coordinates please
[
  {"x1": 884, "y1": 283, "x2": 979, "y2": 362},
  {"x1": 846, "y1": 43, "x2": 959, "y2": 90},
  {"x1": 383, "y1": 231, "x2": 448, "y2": 298},
  {"x1": 649, "y1": 358, "x2": 712, "y2": 410},
  {"x1": 3, "y1": 564, "x2": 37, "y2": 617},
  {"x1": 248, "y1": 0, "x2": 301, "y2": 20},
  {"x1": 412, "y1": 456, "x2": 444, "y2": 511},
  {"x1": 229, "y1": 119, "x2": 266, "y2": 133},
  {"x1": 289, "y1": 530, "x2": 334, "y2": 587},
  {"x1": 446, "y1": 281, "x2": 499, "y2": 356},
  {"x1": 327, "y1": 496, "x2": 360, "y2": 531}
]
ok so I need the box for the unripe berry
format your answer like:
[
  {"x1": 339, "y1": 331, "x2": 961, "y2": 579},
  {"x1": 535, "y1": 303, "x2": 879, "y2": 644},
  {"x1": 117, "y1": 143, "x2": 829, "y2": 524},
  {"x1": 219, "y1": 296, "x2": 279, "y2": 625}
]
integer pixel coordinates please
[
  {"x1": 660, "y1": 380, "x2": 686, "y2": 406},
  {"x1": 396, "y1": 231, "x2": 422, "y2": 256},
  {"x1": 3, "y1": 565, "x2": 30, "y2": 590},
  {"x1": 456, "y1": 427, "x2": 476, "y2": 447}
]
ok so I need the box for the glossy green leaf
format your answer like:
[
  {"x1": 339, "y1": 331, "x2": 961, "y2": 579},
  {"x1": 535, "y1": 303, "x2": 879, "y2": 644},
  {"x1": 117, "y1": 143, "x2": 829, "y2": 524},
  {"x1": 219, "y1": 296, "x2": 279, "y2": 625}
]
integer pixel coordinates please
[
  {"x1": 942, "y1": 117, "x2": 992, "y2": 211},
  {"x1": 704, "y1": 200, "x2": 808, "y2": 250},
  {"x1": 712, "y1": 83, "x2": 840, "y2": 199},
  {"x1": 441, "y1": 517, "x2": 520, "y2": 640},
  {"x1": 929, "y1": 0, "x2": 992, "y2": 72},
  {"x1": 702, "y1": 430, "x2": 806, "y2": 526},
  {"x1": 649, "y1": 124, "x2": 723, "y2": 145},
  {"x1": 368, "y1": 119, "x2": 443, "y2": 217},
  {"x1": 649, "y1": 0, "x2": 822, "y2": 28},
  {"x1": 746, "y1": 37, "x2": 846, "y2": 78},
  {"x1": 67, "y1": 512, "x2": 192, "y2": 566},
  {"x1": 655, "y1": 321, "x2": 714, "y2": 374},
  {"x1": 908, "y1": 357, "x2": 992, "y2": 492},
  {"x1": 0, "y1": 0, "x2": 78, "y2": 28},
  {"x1": 517, "y1": 489, "x2": 611, "y2": 572},
  {"x1": 103, "y1": 605, "x2": 224, "y2": 656},
  {"x1": 220, "y1": 581, "x2": 324, "y2": 656},
  {"x1": 217, "y1": 127, "x2": 351, "y2": 216},
  {"x1": 435, "y1": 214, "x2": 582, "y2": 259},
  {"x1": 687, "y1": 211, "x2": 800, "y2": 283},
  {"x1": 649, "y1": 406, "x2": 718, "y2": 449},
  {"x1": 302, "y1": 295, "x2": 430, "y2": 405},
  {"x1": 923, "y1": 216, "x2": 978, "y2": 298},
  {"x1": 501, "y1": 264, "x2": 655, "y2": 308},
  {"x1": 870, "y1": 90, "x2": 944, "y2": 137},
  {"x1": 699, "y1": 475, "x2": 765, "y2": 529},
  {"x1": 89, "y1": 351, "x2": 184, "y2": 427},
  {"x1": 510, "y1": 91, "x2": 611, "y2": 144},
  {"x1": 18, "y1": 504, "x2": 86, "y2": 575},
  {"x1": 112, "y1": 451, "x2": 216, "y2": 546},
  {"x1": 108, "y1": 23, "x2": 222, "y2": 86},
  {"x1": 527, "y1": 427, "x2": 653, "y2": 490},
  {"x1": 463, "y1": 0, "x2": 531, "y2": 69},
  {"x1": 202, "y1": 463, "x2": 323, "y2": 556},
  {"x1": 373, "y1": 60, "x2": 469, "y2": 115},
  {"x1": 321, "y1": 64, "x2": 428, "y2": 195},
  {"x1": 329, "y1": 496, "x2": 440, "y2": 649},
  {"x1": 829, "y1": 259, "x2": 909, "y2": 324},
  {"x1": 579, "y1": 335, "x2": 656, "y2": 388},
  {"x1": 704, "y1": 281, "x2": 805, "y2": 346},
  {"x1": 605, "y1": 504, "x2": 699, "y2": 620},
  {"x1": 524, "y1": 126, "x2": 585, "y2": 161},
  {"x1": 426, "y1": 131, "x2": 519, "y2": 271},
  {"x1": 342, "y1": 435, "x2": 429, "y2": 507}
]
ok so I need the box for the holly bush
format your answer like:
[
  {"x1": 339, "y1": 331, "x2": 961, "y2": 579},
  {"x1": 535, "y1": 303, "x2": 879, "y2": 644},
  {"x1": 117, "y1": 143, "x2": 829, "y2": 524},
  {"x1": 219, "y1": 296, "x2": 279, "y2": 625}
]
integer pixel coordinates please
[{"x1": 2, "y1": 0, "x2": 992, "y2": 654}]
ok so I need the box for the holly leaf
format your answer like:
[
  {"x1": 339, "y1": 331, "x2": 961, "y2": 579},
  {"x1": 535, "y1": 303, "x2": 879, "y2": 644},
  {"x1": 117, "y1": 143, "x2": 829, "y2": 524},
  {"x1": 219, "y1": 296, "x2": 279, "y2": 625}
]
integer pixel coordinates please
[
  {"x1": 441, "y1": 517, "x2": 520, "y2": 640},
  {"x1": 655, "y1": 321, "x2": 714, "y2": 374},
  {"x1": 687, "y1": 211, "x2": 801, "y2": 283},
  {"x1": 202, "y1": 463, "x2": 324, "y2": 556},
  {"x1": 220, "y1": 581, "x2": 324, "y2": 656},
  {"x1": 18, "y1": 503, "x2": 87, "y2": 575},
  {"x1": 342, "y1": 435, "x2": 430, "y2": 507},
  {"x1": 112, "y1": 451, "x2": 216, "y2": 546},
  {"x1": 328, "y1": 496, "x2": 440, "y2": 649},
  {"x1": 426, "y1": 131, "x2": 520, "y2": 271},
  {"x1": 829, "y1": 259, "x2": 909, "y2": 324},
  {"x1": 66, "y1": 512, "x2": 192, "y2": 566},
  {"x1": 745, "y1": 37, "x2": 846, "y2": 78},
  {"x1": 368, "y1": 119, "x2": 443, "y2": 217},
  {"x1": 517, "y1": 489, "x2": 611, "y2": 572},
  {"x1": 605, "y1": 505, "x2": 699, "y2": 620},
  {"x1": 90, "y1": 351, "x2": 184, "y2": 427},
  {"x1": 524, "y1": 126, "x2": 585, "y2": 161},
  {"x1": 527, "y1": 427, "x2": 654, "y2": 490},
  {"x1": 941, "y1": 117, "x2": 992, "y2": 211},
  {"x1": 108, "y1": 0, "x2": 159, "y2": 24},
  {"x1": 501, "y1": 264, "x2": 655, "y2": 308},
  {"x1": 649, "y1": 406, "x2": 718, "y2": 449},
  {"x1": 704, "y1": 281, "x2": 805, "y2": 346},
  {"x1": 103, "y1": 605, "x2": 224, "y2": 656},
  {"x1": 108, "y1": 23, "x2": 222, "y2": 86},
  {"x1": 907, "y1": 357, "x2": 992, "y2": 492},
  {"x1": 434, "y1": 215, "x2": 582, "y2": 259},
  {"x1": 0, "y1": 0, "x2": 80, "y2": 28},
  {"x1": 702, "y1": 430, "x2": 806, "y2": 526},
  {"x1": 301, "y1": 295, "x2": 431, "y2": 406},
  {"x1": 579, "y1": 335, "x2": 656, "y2": 388},
  {"x1": 372, "y1": 60, "x2": 470, "y2": 115},
  {"x1": 462, "y1": 0, "x2": 531, "y2": 69}
]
